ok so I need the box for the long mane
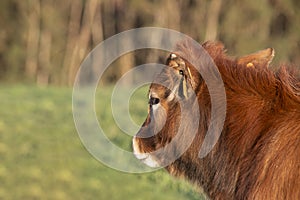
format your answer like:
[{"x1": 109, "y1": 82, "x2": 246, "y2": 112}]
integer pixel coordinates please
[{"x1": 169, "y1": 40, "x2": 300, "y2": 198}]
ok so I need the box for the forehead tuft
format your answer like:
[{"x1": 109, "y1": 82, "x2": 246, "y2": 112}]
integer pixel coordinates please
[{"x1": 170, "y1": 53, "x2": 177, "y2": 59}]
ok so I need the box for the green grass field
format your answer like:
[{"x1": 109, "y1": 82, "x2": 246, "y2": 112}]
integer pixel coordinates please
[{"x1": 0, "y1": 85, "x2": 204, "y2": 200}]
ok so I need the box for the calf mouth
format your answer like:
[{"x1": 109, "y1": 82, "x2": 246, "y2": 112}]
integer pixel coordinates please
[{"x1": 132, "y1": 136, "x2": 160, "y2": 168}]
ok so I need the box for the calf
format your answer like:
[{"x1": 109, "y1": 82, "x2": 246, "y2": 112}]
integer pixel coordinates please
[{"x1": 133, "y1": 40, "x2": 300, "y2": 199}]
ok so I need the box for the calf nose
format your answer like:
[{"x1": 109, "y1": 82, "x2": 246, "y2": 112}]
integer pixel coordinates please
[{"x1": 136, "y1": 125, "x2": 155, "y2": 139}]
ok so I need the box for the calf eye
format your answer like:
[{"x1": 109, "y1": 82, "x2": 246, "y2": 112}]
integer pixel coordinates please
[
  {"x1": 149, "y1": 97, "x2": 160, "y2": 105},
  {"x1": 179, "y1": 70, "x2": 184, "y2": 75}
]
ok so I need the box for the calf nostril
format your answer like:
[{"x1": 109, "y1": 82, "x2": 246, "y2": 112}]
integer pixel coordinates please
[{"x1": 149, "y1": 97, "x2": 160, "y2": 105}]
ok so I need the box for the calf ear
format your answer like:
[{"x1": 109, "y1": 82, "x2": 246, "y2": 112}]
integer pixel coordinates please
[
  {"x1": 237, "y1": 48, "x2": 275, "y2": 68},
  {"x1": 185, "y1": 66, "x2": 196, "y2": 90},
  {"x1": 167, "y1": 53, "x2": 196, "y2": 99},
  {"x1": 178, "y1": 65, "x2": 197, "y2": 99}
]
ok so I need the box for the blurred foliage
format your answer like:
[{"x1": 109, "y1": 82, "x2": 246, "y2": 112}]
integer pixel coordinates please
[
  {"x1": 0, "y1": 85, "x2": 204, "y2": 199},
  {"x1": 1, "y1": 1, "x2": 300, "y2": 199},
  {"x1": 0, "y1": 0, "x2": 300, "y2": 86},
  {"x1": 2, "y1": 1, "x2": 299, "y2": 199}
]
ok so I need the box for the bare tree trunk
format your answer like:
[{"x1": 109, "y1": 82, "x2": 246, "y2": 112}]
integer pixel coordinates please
[
  {"x1": 91, "y1": 2, "x2": 103, "y2": 46},
  {"x1": 166, "y1": 0, "x2": 181, "y2": 30},
  {"x1": 36, "y1": 1, "x2": 54, "y2": 86},
  {"x1": 67, "y1": 0, "x2": 100, "y2": 86},
  {"x1": 37, "y1": 29, "x2": 52, "y2": 86},
  {"x1": 25, "y1": 0, "x2": 41, "y2": 80},
  {"x1": 62, "y1": 1, "x2": 83, "y2": 85},
  {"x1": 117, "y1": 52, "x2": 134, "y2": 86},
  {"x1": 91, "y1": 2, "x2": 104, "y2": 80},
  {"x1": 205, "y1": 0, "x2": 222, "y2": 41},
  {"x1": 114, "y1": 0, "x2": 134, "y2": 86}
]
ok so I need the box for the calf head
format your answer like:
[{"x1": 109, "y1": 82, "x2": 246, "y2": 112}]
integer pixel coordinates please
[{"x1": 132, "y1": 52, "x2": 200, "y2": 168}]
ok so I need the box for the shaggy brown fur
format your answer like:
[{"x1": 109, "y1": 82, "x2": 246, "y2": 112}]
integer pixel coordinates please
[{"x1": 134, "y1": 40, "x2": 300, "y2": 199}]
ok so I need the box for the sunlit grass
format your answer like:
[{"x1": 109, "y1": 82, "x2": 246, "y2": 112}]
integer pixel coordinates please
[{"x1": 0, "y1": 85, "x2": 203, "y2": 200}]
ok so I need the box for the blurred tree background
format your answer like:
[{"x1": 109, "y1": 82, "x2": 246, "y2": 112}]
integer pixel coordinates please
[
  {"x1": 2, "y1": 1, "x2": 300, "y2": 199},
  {"x1": 1, "y1": 0, "x2": 300, "y2": 86}
]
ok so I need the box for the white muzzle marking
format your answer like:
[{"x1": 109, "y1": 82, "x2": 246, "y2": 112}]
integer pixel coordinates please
[{"x1": 132, "y1": 136, "x2": 160, "y2": 168}]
